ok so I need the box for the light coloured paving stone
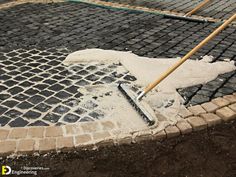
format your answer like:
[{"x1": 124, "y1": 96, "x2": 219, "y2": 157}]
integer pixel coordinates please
[
  {"x1": 116, "y1": 133, "x2": 133, "y2": 145},
  {"x1": 75, "y1": 134, "x2": 92, "y2": 145},
  {"x1": 176, "y1": 120, "x2": 192, "y2": 134},
  {"x1": 200, "y1": 113, "x2": 222, "y2": 127},
  {"x1": 186, "y1": 116, "x2": 207, "y2": 131},
  {"x1": 212, "y1": 97, "x2": 230, "y2": 108},
  {"x1": 101, "y1": 121, "x2": 115, "y2": 130},
  {"x1": 27, "y1": 127, "x2": 44, "y2": 138},
  {"x1": 95, "y1": 137, "x2": 114, "y2": 147},
  {"x1": 38, "y1": 138, "x2": 56, "y2": 152},
  {"x1": 81, "y1": 122, "x2": 101, "y2": 133},
  {"x1": 92, "y1": 131, "x2": 113, "y2": 147},
  {"x1": 0, "y1": 129, "x2": 9, "y2": 140},
  {"x1": 165, "y1": 126, "x2": 180, "y2": 138},
  {"x1": 93, "y1": 131, "x2": 111, "y2": 140},
  {"x1": 57, "y1": 137, "x2": 74, "y2": 150},
  {"x1": 233, "y1": 93, "x2": 236, "y2": 96},
  {"x1": 216, "y1": 107, "x2": 236, "y2": 121},
  {"x1": 65, "y1": 125, "x2": 81, "y2": 135},
  {"x1": 0, "y1": 141, "x2": 16, "y2": 154},
  {"x1": 152, "y1": 130, "x2": 166, "y2": 141},
  {"x1": 178, "y1": 107, "x2": 193, "y2": 118},
  {"x1": 229, "y1": 103, "x2": 236, "y2": 112},
  {"x1": 17, "y1": 139, "x2": 35, "y2": 152},
  {"x1": 201, "y1": 102, "x2": 219, "y2": 113},
  {"x1": 45, "y1": 126, "x2": 63, "y2": 137},
  {"x1": 188, "y1": 105, "x2": 206, "y2": 116},
  {"x1": 9, "y1": 128, "x2": 28, "y2": 139},
  {"x1": 133, "y1": 130, "x2": 152, "y2": 142},
  {"x1": 223, "y1": 95, "x2": 236, "y2": 104}
]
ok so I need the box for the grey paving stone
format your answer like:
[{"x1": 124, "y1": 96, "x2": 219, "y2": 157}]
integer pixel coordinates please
[
  {"x1": 17, "y1": 101, "x2": 34, "y2": 110},
  {"x1": 0, "y1": 116, "x2": 11, "y2": 126},
  {"x1": 89, "y1": 110, "x2": 105, "y2": 120},
  {"x1": 43, "y1": 113, "x2": 60, "y2": 123},
  {"x1": 2, "y1": 100, "x2": 19, "y2": 108},
  {"x1": 23, "y1": 110, "x2": 41, "y2": 119},
  {"x1": 63, "y1": 113, "x2": 80, "y2": 123},
  {"x1": 28, "y1": 95, "x2": 45, "y2": 104},
  {"x1": 45, "y1": 97, "x2": 61, "y2": 105},
  {"x1": 5, "y1": 109, "x2": 22, "y2": 119},
  {"x1": 53, "y1": 105, "x2": 70, "y2": 115},
  {"x1": 54, "y1": 91, "x2": 72, "y2": 100},
  {"x1": 34, "y1": 103, "x2": 52, "y2": 112},
  {"x1": 8, "y1": 118, "x2": 29, "y2": 127}
]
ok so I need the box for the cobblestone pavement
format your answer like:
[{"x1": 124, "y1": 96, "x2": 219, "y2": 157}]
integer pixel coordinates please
[
  {"x1": 0, "y1": 48, "x2": 139, "y2": 127},
  {"x1": 0, "y1": 1, "x2": 235, "y2": 127},
  {"x1": 100, "y1": 0, "x2": 236, "y2": 20}
]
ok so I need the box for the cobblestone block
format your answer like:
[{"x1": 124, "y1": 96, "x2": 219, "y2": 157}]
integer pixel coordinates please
[
  {"x1": 165, "y1": 126, "x2": 180, "y2": 138},
  {"x1": 212, "y1": 97, "x2": 230, "y2": 108},
  {"x1": 186, "y1": 116, "x2": 207, "y2": 131},
  {"x1": 0, "y1": 129, "x2": 9, "y2": 140},
  {"x1": 17, "y1": 139, "x2": 35, "y2": 153},
  {"x1": 75, "y1": 134, "x2": 92, "y2": 145},
  {"x1": 200, "y1": 113, "x2": 222, "y2": 127},
  {"x1": 116, "y1": 133, "x2": 133, "y2": 145},
  {"x1": 0, "y1": 141, "x2": 16, "y2": 154},
  {"x1": 27, "y1": 127, "x2": 45, "y2": 138},
  {"x1": 9, "y1": 128, "x2": 28, "y2": 139},
  {"x1": 56, "y1": 137, "x2": 74, "y2": 150},
  {"x1": 178, "y1": 107, "x2": 193, "y2": 118},
  {"x1": 176, "y1": 120, "x2": 192, "y2": 135},
  {"x1": 45, "y1": 126, "x2": 63, "y2": 137},
  {"x1": 65, "y1": 125, "x2": 81, "y2": 135},
  {"x1": 133, "y1": 130, "x2": 152, "y2": 142},
  {"x1": 216, "y1": 107, "x2": 236, "y2": 121},
  {"x1": 188, "y1": 105, "x2": 206, "y2": 116},
  {"x1": 93, "y1": 131, "x2": 111, "y2": 141},
  {"x1": 223, "y1": 95, "x2": 236, "y2": 104},
  {"x1": 229, "y1": 103, "x2": 236, "y2": 112},
  {"x1": 201, "y1": 102, "x2": 219, "y2": 113},
  {"x1": 38, "y1": 138, "x2": 56, "y2": 152},
  {"x1": 152, "y1": 130, "x2": 166, "y2": 141}
]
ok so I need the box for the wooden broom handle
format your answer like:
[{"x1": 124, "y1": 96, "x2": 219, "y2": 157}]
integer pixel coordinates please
[
  {"x1": 144, "y1": 13, "x2": 236, "y2": 94},
  {"x1": 185, "y1": 0, "x2": 211, "y2": 16}
]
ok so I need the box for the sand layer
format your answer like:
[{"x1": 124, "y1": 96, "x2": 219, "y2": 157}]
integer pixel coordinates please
[{"x1": 63, "y1": 48, "x2": 235, "y2": 129}]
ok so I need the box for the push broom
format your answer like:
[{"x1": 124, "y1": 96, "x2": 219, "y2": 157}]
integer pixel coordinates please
[{"x1": 118, "y1": 13, "x2": 236, "y2": 126}]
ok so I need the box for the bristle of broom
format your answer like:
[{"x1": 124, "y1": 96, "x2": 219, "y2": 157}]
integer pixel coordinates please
[{"x1": 118, "y1": 84, "x2": 155, "y2": 126}]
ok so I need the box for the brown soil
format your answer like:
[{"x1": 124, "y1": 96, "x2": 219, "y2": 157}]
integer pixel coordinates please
[{"x1": 2, "y1": 121, "x2": 236, "y2": 177}]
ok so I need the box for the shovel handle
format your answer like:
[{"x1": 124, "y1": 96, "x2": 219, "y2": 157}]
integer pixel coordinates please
[
  {"x1": 143, "y1": 13, "x2": 236, "y2": 95},
  {"x1": 185, "y1": 0, "x2": 211, "y2": 17}
]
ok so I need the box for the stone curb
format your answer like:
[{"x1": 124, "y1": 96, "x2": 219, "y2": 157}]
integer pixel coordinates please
[{"x1": 0, "y1": 92, "x2": 236, "y2": 156}]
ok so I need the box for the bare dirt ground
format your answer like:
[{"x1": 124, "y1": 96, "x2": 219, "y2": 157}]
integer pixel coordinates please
[{"x1": 2, "y1": 121, "x2": 236, "y2": 177}]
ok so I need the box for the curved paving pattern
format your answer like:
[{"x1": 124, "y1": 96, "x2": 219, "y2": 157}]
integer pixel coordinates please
[{"x1": 0, "y1": 48, "x2": 138, "y2": 127}]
